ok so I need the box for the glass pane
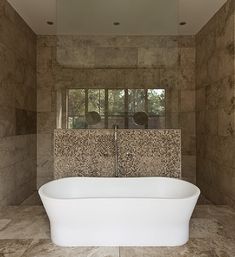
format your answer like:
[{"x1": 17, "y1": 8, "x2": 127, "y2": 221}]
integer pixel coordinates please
[
  {"x1": 68, "y1": 89, "x2": 85, "y2": 116},
  {"x1": 88, "y1": 89, "x2": 105, "y2": 115},
  {"x1": 128, "y1": 89, "x2": 146, "y2": 114},
  {"x1": 128, "y1": 117, "x2": 145, "y2": 129},
  {"x1": 68, "y1": 89, "x2": 86, "y2": 129},
  {"x1": 67, "y1": 88, "x2": 166, "y2": 129},
  {"x1": 108, "y1": 116, "x2": 125, "y2": 129},
  {"x1": 68, "y1": 116, "x2": 86, "y2": 129},
  {"x1": 148, "y1": 116, "x2": 165, "y2": 129},
  {"x1": 108, "y1": 90, "x2": 125, "y2": 115},
  {"x1": 148, "y1": 89, "x2": 165, "y2": 116},
  {"x1": 88, "y1": 116, "x2": 105, "y2": 129}
]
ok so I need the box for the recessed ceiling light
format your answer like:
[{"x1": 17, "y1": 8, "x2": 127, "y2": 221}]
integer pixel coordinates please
[
  {"x1": 47, "y1": 21, "x2": 54, "y2": 25},
  {"x1": 179, "y1": 22, "x2": 187, "y2": 26},
  {"x1": 113, "y1": 22, "x2": 120, "y2": 26}
]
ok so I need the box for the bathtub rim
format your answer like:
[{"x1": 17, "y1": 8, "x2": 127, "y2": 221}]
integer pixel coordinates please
[{"x1": 38, "y1": 177, "x2": 200, "y2": 201}]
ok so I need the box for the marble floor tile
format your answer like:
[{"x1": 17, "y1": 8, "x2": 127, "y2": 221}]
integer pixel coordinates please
[
  {"x1": 190, "y1": 218, "x2": 223, "y2": 238},
  {"x1": 0, "y1": 206, "x2": 49, "y2": 239},
  {"x1": 23, "y1": 240, "x2": 119, "y2": 257},
  {"x1": 192, "y1": 205, "x2": 235, "y2": 240},
  {"x1": 0, "y1": 219, "x2": 11, "y2": 230},
  {"x1": 120, "y1": 238, "x2": 234, "y2": 257},
  {"x1": 197, "y1": 194, "x2": 212, "y2": 205},
  {"x1": 0, "y1": 240, "x2": 33, "y2": 257}
]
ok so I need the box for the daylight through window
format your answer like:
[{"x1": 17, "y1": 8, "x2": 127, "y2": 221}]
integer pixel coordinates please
[{"x1": 67, "y1": 89, "x2": 165, "y2": 129}]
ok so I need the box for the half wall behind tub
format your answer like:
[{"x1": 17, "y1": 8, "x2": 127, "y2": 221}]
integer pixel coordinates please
[{"x1": 54, "y1": 129, "x2": 181, "y2": 178}]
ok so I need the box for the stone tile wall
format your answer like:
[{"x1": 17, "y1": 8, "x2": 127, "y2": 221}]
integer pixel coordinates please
[
  {"x1": 196, "y1": 0, "x2": 235, "y2": 207},
  {"x1": 0, "y1": 0, "x2": 37, "y2": 205},
  {"x1": 54, "y1": 129, "x2": 181, "y2": 179},
  {"x1": 37, "y1": 35, "x2": 196, "y2": 187}
]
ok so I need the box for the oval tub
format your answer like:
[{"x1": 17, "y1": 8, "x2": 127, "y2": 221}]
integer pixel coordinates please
[{"x1": 39, "y1": 177, "x2": 200, "y2": 247}]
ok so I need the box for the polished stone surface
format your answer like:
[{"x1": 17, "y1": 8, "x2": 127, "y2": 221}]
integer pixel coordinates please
[
  {"x1": 196, "y1": 0, "x2": 235, "y2": 208},
  {"x1": 0, "y1": 204, "x2": 234, "y2": 256},
  {"x1": 21, "y1": 191, "x2": 42, "y2": 206},
  {"x1": 54, "y1": 129, "x2": 181, "y2": 178},
  {"x1": 0, "y1": 0, "x2": 37, "y2": 206}
]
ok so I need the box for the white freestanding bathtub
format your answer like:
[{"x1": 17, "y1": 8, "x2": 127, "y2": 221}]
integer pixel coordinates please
[{"x1": 39, "y1": 177, "x2": 200, "y2": 247}]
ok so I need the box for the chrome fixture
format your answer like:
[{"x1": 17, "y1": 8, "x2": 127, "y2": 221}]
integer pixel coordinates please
[{"x1": 113, "y1": 124, "x2": 119, "y2": 177}]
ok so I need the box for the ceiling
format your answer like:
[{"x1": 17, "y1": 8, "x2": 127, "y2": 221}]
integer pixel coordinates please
[{"x1": 7, "y1": 0, "x2": 227, "y2": 35}]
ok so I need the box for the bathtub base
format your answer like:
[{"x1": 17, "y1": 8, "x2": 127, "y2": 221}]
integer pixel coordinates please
[{"x1": 51, "y1": 224, "x2": 189, "y2": 247}]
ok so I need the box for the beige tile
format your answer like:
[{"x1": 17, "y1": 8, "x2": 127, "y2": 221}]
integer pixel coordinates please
[
  {"x1": 178, "y1": 67, "x2": 196, "y2": 90},
  {"x1": 181, "y1": 133, "x2": 196, "y2": 155},
  {"x1": 37, "y1": 89, "x2": 52, "y2": 112},
  {"x1": 37, "y1": 112, "x2": 56, "y2": 133},
  {"x1": 179, "y1": 48, "x2": 195, "y2": 69},
  {"x1": 179, "y1": 112, "x2": 195, "y2": 135},
  {"x1": 95, "y1": 47, "x2": 138, "y2": 68},
  {"x1": 204, "y1": 109, "x2": 218, "y2": 135},
  {"x1": 0, "y1": 0, "x2": 36, "y2": 206},
  {"x1": 190, "y1": 218, "x2": 222, "y2": 238},
  {"x1": 0, "y1": 219, "x2": 11, "y2": 231},
  {"x1": 182, "y1": 155, "x2": 196, "y2": 181},
  {"x1": 0, "y1": 165, "x2": 16, "y2": 204},
  {"x1": 24, "y1": 240, "x2": 119, "y2": 257},
  {"x1": 180, "y1": 90, "x2": 195, "y2": 113},
  {"x1": 218, "y1": 108, "x2": 235, "y2": 136},
  {"x1": 166, "y1": 89, "x2": 179, "y2": 113},
  {"x1": 159, "y1": 68, "x2": 178, "y2": 90},
  {"x1": 37, "y1": 176, "x2": 53, "y2": 189},
  {"x1": 0, "y1": 240, "x2": 32, "y2": 257},
  {"x1": 120, "y1": 237, "x2": 235, "y2": 257},
  {"x1": 37, "y1": 133, "x2": 54, "y2": 183},
  {"x1": 21, "y1": 192, "x2": 42, "y2": 206},
  {"x1": 138, "y1": 47, "x2": 178, "y2": 67},
  {"x1": 0, "y1": 206, "x2": 49, "y2": 239},
  {"x1": 195, "y1": 88, "x2": 205, "y2": 111},
  {"x1": 57, "y1": 46, "x2": 95, "y2": 68}
]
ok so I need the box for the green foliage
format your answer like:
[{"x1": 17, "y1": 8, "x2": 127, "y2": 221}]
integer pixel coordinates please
[{"x1": 67, "y1": 88, "x2": 165, "y2": 128}]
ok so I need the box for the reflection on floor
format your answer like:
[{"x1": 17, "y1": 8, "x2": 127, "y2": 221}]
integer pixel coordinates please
[{"x1": 0, "y1": 194, "x2": 234, "y2": 256}]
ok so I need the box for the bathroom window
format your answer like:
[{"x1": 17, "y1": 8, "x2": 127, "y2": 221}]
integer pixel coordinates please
[{"x1": 67, "y1": 88, "x2": 165, "y2": 129}]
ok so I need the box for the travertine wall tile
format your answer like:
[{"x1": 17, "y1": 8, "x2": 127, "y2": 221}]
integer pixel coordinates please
[
  {"x1": 181, "y1": 90, "x2": 196, "y2": 112},
  {"x1": 57, "y1": 46, "x2": 95, "y2": 68},
  {"x1": 180, "y1": 112, "x2": 196, "y2": 135},
  {"x1": 138, "y1": 47, "x2": 178, "y2": 67},
  {"x1": 196, "y1": 0, "x2": 235, "y2": 207},
  {"x1": 0, "y1": 0, "x2": 37, "y2": 205},
  {"x1": 182, "y1": 155, "x2": 196, "y2": 184},
  {"x1": 0, "y1": 135, "x2": 36, "y2": 205},
  {"x1": 95, "y1": 47, "x2": 138, "y2": 68}
]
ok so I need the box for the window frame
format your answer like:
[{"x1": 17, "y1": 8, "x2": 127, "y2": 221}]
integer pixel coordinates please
[{"x1": 66, "y1": 87, "x2": 166, "y2": 129}]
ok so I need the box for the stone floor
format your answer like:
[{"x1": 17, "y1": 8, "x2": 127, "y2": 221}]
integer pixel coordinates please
[{"x1": 0, "y1": 193, "x2": 234, "y2": 257}]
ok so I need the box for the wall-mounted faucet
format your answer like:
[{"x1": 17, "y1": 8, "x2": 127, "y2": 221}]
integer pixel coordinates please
[{"x1": 113, "y1": 124, "x2": 119, "y2": 177}]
